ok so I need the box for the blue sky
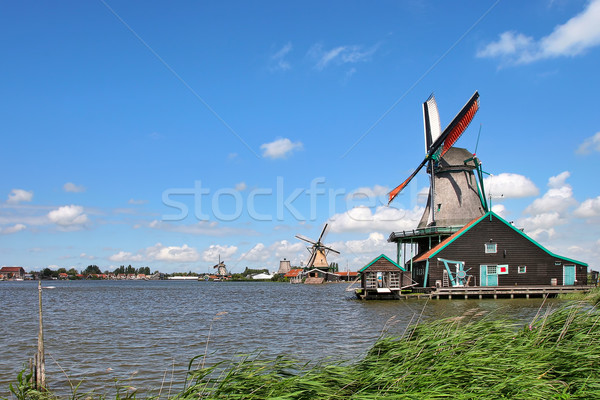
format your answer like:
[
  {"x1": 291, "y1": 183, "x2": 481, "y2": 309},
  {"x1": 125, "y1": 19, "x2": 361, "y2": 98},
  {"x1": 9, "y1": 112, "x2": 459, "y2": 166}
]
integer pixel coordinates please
[{"x1": 1, "y1": 0, "x2": 599, "y2": 273}]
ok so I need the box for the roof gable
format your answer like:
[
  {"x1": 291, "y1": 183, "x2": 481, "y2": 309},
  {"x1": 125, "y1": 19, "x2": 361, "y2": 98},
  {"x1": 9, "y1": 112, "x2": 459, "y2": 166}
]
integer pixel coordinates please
[
  {"x1": 413, "y1": 211, "x2": 588, "y2": 266},
  {"x1": 359, "y1": 254, "x2": 406, "y2": 273}
]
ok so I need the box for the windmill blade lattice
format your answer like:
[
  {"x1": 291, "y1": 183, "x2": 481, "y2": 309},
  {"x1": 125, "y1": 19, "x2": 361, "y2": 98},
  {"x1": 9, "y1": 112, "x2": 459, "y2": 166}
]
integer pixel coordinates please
[{"x1": 388, "y1": 91, "x2": 480, "y2": 204}]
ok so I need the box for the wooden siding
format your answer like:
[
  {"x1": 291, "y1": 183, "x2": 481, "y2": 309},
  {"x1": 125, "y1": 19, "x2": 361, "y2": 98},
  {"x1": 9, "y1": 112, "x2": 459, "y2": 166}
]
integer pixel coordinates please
[{"x1": 417, "y1": 215, "x2": 587, "y2": 287}]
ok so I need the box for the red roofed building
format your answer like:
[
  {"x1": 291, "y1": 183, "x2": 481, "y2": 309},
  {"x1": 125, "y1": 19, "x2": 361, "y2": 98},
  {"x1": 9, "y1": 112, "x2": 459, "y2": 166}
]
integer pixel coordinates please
[
  {"x1": 284, "y1": 268, "x2": 304, "y2": 284},
  {"x1": 0, "y1": 266, "x2": 25, "y2": 280},
  {"x1": 334, "y1": 271, "x2": 359, "y2": 281}
]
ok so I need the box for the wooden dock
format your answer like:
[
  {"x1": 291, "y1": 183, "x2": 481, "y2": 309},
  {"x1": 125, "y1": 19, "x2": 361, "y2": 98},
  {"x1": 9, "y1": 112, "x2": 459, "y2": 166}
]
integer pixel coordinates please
[{"x1": 428, "y1": 285, "x2": 594, "y2": 300}]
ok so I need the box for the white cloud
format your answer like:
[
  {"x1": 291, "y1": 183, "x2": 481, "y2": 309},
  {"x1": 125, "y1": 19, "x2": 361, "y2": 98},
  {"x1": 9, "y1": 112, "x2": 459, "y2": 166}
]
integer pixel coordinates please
[
  {"x1": 109, "y1": 251, "x2": 144, "y2": 263},
  {"x1": 524, "y1": 172, "x2": 576, "y2": 215},
  {"x1": 548, "y1": 171, "x2": 570, "y2": 188},
  {"x1": 308, "y1": 43, "x2": 378, "y2": 70},
  {"x1": 63, "y1": 182, "x2": 85, "y2": 193},
  {"x1": 202, "y1": 244, "x2": 238, "y2": 262},
  {"x1": 520, "y1": 211, "x2": 567, "y2": 231},
  {"x1": 47, "y1": 205, "x2": 88, "y2": 228},
  {"x1": 260, "y1": 138, "x2": 303, "y2": 159},
  {"x1": 0, "y1": 223, "x2": 26, "y2": 234},
  {"x1": 146, "y1": 243, "x2": 200, "y2": 262},
  {"x1": 328, "y1": 232, "x2": 397, "y2": 267},
  {"x1": 239, "y1": 243, "x2": 269, "y2": 263},
  {"x1": 334, "y1": 232, "x2": 390, "y2": 254},
  {"x1": 7, "y1": 189, "x2": 33, "y2": 204},
  {"x1": 238, "y1": 239, "x2": 305, "y2": 264},
  {"x1": 574, "y1": 196, "x2": 600, "y2": 218},
  {"x1": 329, "y1": 205, "x2": 424, "y2": 233},
  {"x1": 269, "y1": 42, "x2": 292, "y2": 71},
  {"x1": 483, "y1": 173, "x2": 539, "y2": 199},
  {"x1": 491, "y1": 204, "x2": 507, "y2": 218},
  {"x1": 576, "y1": 132, "x2": 600, "y2": 154},
  {"x1": 110, "y1": 243, "x2": 201, "y2": 263},
  {"x1": 477, "y1": 0, "x2": 600, "y2": 65},
  {"x1": 235, "y1": 182, "x2": 247, "y2": 191}
]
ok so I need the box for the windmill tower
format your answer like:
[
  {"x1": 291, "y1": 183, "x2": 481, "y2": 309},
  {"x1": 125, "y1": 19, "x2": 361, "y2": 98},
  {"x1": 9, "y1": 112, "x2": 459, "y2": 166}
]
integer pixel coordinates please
[
  {"x1": 295, "y1": 223, "x2": 340, "y2": 272},
  {"x1": 389, "y1": 91, "x2": 487, "y2": 229},
  {"x1": 213, "y1": 255, "x2": 227, "y2": 276}
]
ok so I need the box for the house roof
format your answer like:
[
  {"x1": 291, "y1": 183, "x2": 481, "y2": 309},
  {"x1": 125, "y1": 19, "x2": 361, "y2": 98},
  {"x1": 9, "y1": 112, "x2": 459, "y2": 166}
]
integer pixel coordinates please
[
  {"x1": 334, "y1": 271, "x2": 358, "y2": 276},
  {"x1": 359, "y1": 254, "x2": 406, "y2": 273},
  {"x1": 284, "y1": 268, "x2": 304, "y2": 278},
  {"x1": 413, "y1": 211, "x2": 588, "y2": 266},
  {"x1": 0, "y1": 266, "x2": 24, "y2": 273}
]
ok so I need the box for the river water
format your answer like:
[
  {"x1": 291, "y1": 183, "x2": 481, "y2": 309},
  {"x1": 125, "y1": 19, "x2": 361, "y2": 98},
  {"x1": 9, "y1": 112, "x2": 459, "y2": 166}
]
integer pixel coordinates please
[{"x1": 0, "y1": 280, "x2": 563, "y2": 397}]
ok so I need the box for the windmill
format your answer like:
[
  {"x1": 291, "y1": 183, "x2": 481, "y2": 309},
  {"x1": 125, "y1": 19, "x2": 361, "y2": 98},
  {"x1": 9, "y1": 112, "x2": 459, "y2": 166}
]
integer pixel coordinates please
[
  {"x1": 295, "y1": 223, "x2": 340, "y2": 272},
  {"x1": 213, "y1": 255, "x2": 227, "y2": 276},
  {"x1": 388, "y1": 91, "x2": 487, "y2": 229}
]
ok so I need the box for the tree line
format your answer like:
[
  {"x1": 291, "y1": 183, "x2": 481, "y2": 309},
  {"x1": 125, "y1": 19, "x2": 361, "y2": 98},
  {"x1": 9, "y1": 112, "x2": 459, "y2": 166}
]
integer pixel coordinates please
[{"x1": 37, "y1": 265, "x2": 154, "y2": 279}]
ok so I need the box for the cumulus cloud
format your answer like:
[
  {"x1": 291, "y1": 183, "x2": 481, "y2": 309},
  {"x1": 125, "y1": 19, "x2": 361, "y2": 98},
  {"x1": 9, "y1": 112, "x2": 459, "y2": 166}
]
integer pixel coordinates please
[
  {"x1": 269, "y1": 42, "x2": 292, "y2": 71},
  {"x1": 576, "y1": 132, "x2": 600, "y2": 154},
  {"x1": 524, "y1": 172, "x2": 576, "y2": 215},
  {"x1": 520, "y1": 211, "x2": 567, "y2": 231},
  {"x1": 573, "y1": 196, "x2": 600, "y2": 218},
  {"x1": 329, "y1": 205, "x2": 424, "y2": 233},
  {"x1": 239, "y1": 243, "x2": 269, "y2": 263},
  {"x1": 519, "y1": 171, "x2": 577, "y2": 241},
  {"x1": 109, "y1": 251, "x2": 144, "y2": 263},
  {"x1": 7, "y1": 189, "x2": 33, "y2": 204},
  {"x1": 548, "y1": 171, "x2": 570, "y2": 188},
  {"x1": 110, "y1": 243, "x2": 201, "y2": 263},
  {"x1": 477, "y1": 0, "x2": 600, "y2": 65},
  {"x1": 483, "y1": 173, "x2": 539, "y2": 199},
  {"x1": 491, "y1": 204, "x2": 507, "y2": 219},
  {"x1": 0, "y1": 223, "x2": 26, "y2": 234},
  {"x1": 328, "y1": 232, "x2": 397, "y2": 267},
  {"x1": 146, "y1": 243, "x2": 200, "y2": 262},
  {"x1": 308, "y1": 43, "x2": 378, "y2": 70},
  {"x1": 63, "y1": 182, "x2": 85, "y2": 193},
  {"x1": 239, "y1": 240, "x2": 305, "y2": 264},
  {"x1": 260, "y1": 138, "x2": 303, "y2": 159},
  {"x1": 47, "y1": 205, "x2": 88, "y2": 228},
  {"x1": 202, "y1": 244, "x2": 238, "y2": 262}
]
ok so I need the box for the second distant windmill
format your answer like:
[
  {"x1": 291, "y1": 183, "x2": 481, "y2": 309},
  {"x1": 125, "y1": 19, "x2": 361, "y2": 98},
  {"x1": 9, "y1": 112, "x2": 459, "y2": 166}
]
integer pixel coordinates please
[{"x1": 295, "y1": 223, "x2": 340, "y2": 273}]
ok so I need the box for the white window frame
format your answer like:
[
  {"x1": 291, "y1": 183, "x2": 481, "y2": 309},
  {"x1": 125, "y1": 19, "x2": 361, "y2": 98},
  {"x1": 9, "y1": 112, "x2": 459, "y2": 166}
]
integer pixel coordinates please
[
  {"x1": 518, "y1": 265, "x2": 527, "y2": 274},
  {"x1": 487, "y1": 265, "x2": 497, "y2": 275},
  {"x1": 485, "y1": 243, "x2": 497, "y2": 254}
]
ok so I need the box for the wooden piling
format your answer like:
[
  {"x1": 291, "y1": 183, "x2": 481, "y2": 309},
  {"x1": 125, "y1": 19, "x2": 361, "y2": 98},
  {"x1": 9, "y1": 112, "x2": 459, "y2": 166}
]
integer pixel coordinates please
[{"x1": 36, "y1": 281, "x2": 46, "y2": 390}]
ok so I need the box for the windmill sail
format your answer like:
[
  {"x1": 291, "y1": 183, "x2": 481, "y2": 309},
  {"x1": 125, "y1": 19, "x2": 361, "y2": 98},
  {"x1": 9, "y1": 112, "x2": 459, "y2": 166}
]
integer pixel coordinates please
[
  {"x1": 388, "y1": 91, "x2": 480, "y2": 204},
  {"x1": 423, "y1": 94, "x2": 442, "y2": 153}
]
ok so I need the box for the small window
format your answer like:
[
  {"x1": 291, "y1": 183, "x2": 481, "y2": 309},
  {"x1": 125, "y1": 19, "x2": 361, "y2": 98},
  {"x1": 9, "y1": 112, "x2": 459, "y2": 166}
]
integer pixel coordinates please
[
  {"x1": 518, "y1": 265, "x2": 527, "y2": 274},
  {"x1": 485, "y1": 243, "x2": 497, "y2": 253},
  {"x1": 555, "y1": 261, "x2": 562, "y2": 266},
  {"x1": 487, "y1": 265, "x2": 497, "y2": 275}
]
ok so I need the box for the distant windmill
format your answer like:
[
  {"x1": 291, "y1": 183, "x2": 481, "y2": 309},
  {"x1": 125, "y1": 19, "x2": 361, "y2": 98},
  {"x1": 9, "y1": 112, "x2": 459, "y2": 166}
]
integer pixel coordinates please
[
  {"x1": 295, "y1": 223, "x2": 340, "y2": 271},
  {"x1": 388, "y1": 91, "x2": 487, "y2": 228},
  {"x1": 213, "y1": 255, "x2": 227, "y2": 276}
]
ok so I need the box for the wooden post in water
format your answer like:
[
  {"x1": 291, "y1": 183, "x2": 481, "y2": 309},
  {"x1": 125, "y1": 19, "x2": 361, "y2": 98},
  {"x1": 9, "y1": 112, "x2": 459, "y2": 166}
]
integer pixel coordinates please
[{"x1": 36, "y1": 281, "x2": 46, "y2": 390}]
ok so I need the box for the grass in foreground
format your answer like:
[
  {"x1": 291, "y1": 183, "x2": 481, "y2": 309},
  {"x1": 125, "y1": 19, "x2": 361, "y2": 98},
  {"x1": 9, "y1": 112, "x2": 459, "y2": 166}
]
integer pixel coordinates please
[{"x1": 6, "y1": 296, "x2": 600, "y2": 400}]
